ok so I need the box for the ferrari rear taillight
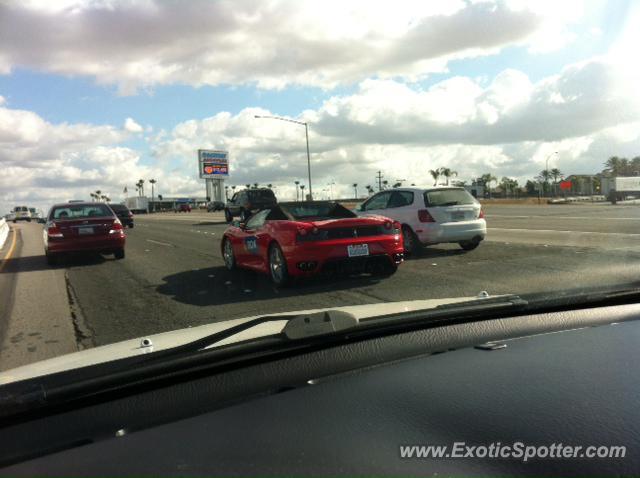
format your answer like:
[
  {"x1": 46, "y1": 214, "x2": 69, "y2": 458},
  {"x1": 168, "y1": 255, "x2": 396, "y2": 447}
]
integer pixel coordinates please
[
  {"x1": 384, "y1": 221, "x2": 392, "y2": 229},
  {"x1": 418, "y1": 209, "x2": 435, "y2": 223},
  {"x1": 47, "y1": 223, "x2": 64, "y2": 238}
]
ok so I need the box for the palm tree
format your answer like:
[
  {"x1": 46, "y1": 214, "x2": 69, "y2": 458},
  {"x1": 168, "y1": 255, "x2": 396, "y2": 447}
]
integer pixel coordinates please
[
  {"x1": 294, "y1": 180, "x2": 300, "y2": 201},
  {"x1": 392, "y1": 182, "x2": 401, "y2": 188},
  {"x1": 365, "y1": 185, "x2": 373, "y2": 195},
  {"x1": 299, "y1": 184, "x2": 305, "y2": 200},
  {"x1": 352, "y1": 183, "x2": 358, "y2": 198},
  {"x1": 429, "y1": 169, "x2": 440, "y2": 186},
  {"x1": 267, "y1": 183, "x2": 273, "y2": 189},
  {"x1": 382, "y1": 180, "x2": 389, "y2": 189},
  {"x1": 245, "y1": 184, "x2": 250, "y2": 189},
  {"x1": 440, "y1": 167, "x2": 457, "y2": 186},
  {"x1": 536, "y1": 170, "x2": 552, "y2": 196},
  {"x1": 480, "y1": 174, "x2": 497, "y2": 198},
  {"x1": 549, "y1": 168, "x2": 563, "y2": 197},
  {"x1": 253, "y1": 183, "x2": 259, "y2": 189},
  {"x1": 137, "y1": 179, "x2": 144, "y2": 196},
  {"x1": 232, "y1": 185, "x2": 237, "y2": 192}
]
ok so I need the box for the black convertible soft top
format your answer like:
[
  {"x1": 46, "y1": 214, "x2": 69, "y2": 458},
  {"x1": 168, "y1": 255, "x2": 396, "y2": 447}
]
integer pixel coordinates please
[{"x1": 270, "y1": 201, "x2": 357, "y2": 221}]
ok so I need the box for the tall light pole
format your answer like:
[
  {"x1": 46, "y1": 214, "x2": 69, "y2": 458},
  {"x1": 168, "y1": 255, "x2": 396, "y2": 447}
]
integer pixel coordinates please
[
  {"x1": 255, "y1": 115, "x2": 313, "y2": 200},
  {"x1": 149, "y1": 179, "x2": 157, "y2": 212},
  {"x1": 327, "y1": 181, "x2": 335, "y2": 200}
]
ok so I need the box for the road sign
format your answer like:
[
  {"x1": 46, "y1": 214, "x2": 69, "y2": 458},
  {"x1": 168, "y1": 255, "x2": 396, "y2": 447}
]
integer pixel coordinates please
[{"x1": 198, "y1": 150, "x2": 229, "y2": 178}]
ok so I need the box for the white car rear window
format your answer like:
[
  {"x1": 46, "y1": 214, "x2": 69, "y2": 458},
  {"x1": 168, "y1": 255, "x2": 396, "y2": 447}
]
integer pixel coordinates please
[{"x1": 424, "y1": 189, "x2": 476, "y2": 207}]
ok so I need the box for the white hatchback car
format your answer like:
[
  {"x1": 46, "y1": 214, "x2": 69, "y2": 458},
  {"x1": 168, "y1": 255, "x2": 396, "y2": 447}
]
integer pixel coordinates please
[{"x1": 356, "y1": 187, "x2": 486, "y2": 253}]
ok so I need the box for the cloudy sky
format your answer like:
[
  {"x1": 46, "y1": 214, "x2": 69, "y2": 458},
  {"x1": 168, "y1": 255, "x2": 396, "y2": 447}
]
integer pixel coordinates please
[{"x1": 0, "y1": 0, "x2": 639, "y2": 211}]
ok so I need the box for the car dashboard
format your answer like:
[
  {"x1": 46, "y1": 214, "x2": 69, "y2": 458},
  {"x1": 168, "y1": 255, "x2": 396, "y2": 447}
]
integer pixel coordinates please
[{"x1": 1, "y1": 303, "x2": 639, "y2": 476}]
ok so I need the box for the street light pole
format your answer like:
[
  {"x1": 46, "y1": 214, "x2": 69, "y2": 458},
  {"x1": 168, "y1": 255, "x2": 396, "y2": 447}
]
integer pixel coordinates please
[{"x1": 255, "y1": 115, "x2": 313, "y2": 200}]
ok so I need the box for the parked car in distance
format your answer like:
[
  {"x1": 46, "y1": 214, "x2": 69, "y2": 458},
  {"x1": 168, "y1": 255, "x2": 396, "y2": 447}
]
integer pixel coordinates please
[
  {"x1": 13, "y1": 206, "x2": 31, "y2": 222},
  {"x1": 225, "y1": 188, "x2": 277, "y2": 222},
  {"x1": 176, "y1": 203, "x2": 192, "y2": 213},
  {"x1": 43, "y1": 202, "x2": 126, "y2": 265},
  {"x1": 207, "y1": 201, "x2": 226, "y2": 212},
  {"x1": 108, "y1": 204, "x2": 134, "y2": 228},
  {"x1": 357, "y1": 187, "x2": 486, "y2": 254}
]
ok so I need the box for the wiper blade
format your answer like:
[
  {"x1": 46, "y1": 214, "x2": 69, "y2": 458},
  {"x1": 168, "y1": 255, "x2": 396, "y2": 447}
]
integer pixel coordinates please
[{"x1": 160, "y1": 309, "x2": 359, "y2": 357}]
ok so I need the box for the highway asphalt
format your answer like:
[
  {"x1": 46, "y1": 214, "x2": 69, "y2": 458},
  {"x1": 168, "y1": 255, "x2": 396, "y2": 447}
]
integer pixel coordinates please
[{"x1": 1, "y1": 203, "x2": 639, "y2": 371}]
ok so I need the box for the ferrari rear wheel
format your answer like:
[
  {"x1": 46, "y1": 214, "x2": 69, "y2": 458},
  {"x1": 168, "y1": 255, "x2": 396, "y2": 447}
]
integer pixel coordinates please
[
  {"x1": 269, "y1": 243, "x2": 289, "y2": 287},
  {"x1": 223, "y1": 237, "x2": 236, "y2": 270}
]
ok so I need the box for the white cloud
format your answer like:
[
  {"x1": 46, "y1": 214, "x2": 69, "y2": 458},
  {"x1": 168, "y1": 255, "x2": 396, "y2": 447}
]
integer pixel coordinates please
[
  {"x1": 124, "y1": 117, "x2": 143, "y2": 133},
  {"x1": 0, "y1": 0, "x2": 579, "y2": 93}
]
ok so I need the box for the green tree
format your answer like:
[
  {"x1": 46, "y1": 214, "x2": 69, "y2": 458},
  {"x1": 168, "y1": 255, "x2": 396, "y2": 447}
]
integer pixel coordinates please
[
  {"x1": 429, "y1": 169, "x2": 440, "y2": 186},
  {"x1": 480, "y1": 174, "x2": 497, "y2": 198},
  {"x1": 440, "y1": 167, "x2": 457, "y2": 186}
]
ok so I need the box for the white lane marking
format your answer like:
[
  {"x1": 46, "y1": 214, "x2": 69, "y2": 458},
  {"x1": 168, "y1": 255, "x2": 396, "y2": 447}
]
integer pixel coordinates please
[
  {"x1": 487, "y1": 214, "x2": 639, "y2": 220},
  {"x1": 489, "y1": 227, "x2": 640, "y2": 237},
  {"x1": 146, "y1": 239, "x2": 174, "y2": 246}
]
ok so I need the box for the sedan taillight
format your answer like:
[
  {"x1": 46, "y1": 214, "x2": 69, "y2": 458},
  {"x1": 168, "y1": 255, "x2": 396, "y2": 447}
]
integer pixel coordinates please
[
  {"x1": 47, "y1": 223, "x2": 64, "y2": 238},
  {"x1": 418, "y1": 209, "x2": 435, "y2": 223},
  {"x1": 109, "y1": 219, "x2": 125, "y2": 235},
  {"x1": 478, "y1": 208, "x2": 485, "y2": 219}
]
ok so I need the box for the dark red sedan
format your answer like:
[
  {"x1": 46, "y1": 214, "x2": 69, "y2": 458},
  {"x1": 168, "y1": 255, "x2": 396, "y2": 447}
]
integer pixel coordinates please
[
  {"x1": 43, "y1": 202, "x2": 126, "y2": 265},
  {"x1": 221, "y1": 201, "x2": 404, "y2": 286}
]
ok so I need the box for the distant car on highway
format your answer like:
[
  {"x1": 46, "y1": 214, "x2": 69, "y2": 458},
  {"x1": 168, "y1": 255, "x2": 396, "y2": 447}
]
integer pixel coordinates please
[
  {"x1": 176, "y1": 203, "x2": 192, "y2": 213},
  {"x1": 356, "y1": 187, "x2": 486, "y2": 254},
  {"x1": 207, "y1": 201, "x2": 225, "y2": 212},
  {"x1": 108, "y1": 204, "x2": 134, "y2": 228},
  {"x1": 221, "y1": 201, "x2": 404, "y2": 286},
  {"x1": 13, "y1": 206, "x2": 32, "y2": 222},
  {"x1": 225, "y1": 188, "x2": 277, "y2": 222},
  {"x1": 43, "y1": 202, "x2": 126, "y2": 265}
]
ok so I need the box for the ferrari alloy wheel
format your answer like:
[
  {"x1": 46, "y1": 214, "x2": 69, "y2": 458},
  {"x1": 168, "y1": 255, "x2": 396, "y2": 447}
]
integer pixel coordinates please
[
  {"x1": 269, "y1": 243, "x2": 289, "y2": 287},
  {"x1": 223, "y1": 237, "x2": 235, "y2": 270}
]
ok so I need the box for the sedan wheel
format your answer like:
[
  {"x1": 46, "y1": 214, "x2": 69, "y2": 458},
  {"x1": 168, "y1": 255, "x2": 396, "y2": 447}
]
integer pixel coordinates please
[
  {"x1": 269, "y1": 243, "x2": 289, "y2": 286},
  {"x1": 223, "y1": 237, "x2": 236, "y2": 270},
  {"x1": 459, "y1": 239, "x2": 480, "y2": 251}
]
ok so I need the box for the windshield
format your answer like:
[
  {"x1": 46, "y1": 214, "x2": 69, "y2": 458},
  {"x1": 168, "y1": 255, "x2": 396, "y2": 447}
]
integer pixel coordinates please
[{"x1": 0, "y1": 1, "x2": 639, "y2": 389}]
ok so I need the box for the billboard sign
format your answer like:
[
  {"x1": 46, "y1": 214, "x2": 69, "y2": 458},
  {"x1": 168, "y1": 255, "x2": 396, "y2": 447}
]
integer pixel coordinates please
[
  {"x1": 198, "y1": 150, "x2": 229, "y2": 178},
  {"x1": 559, "y1": 180, "x2": 572, "y2": 190}
]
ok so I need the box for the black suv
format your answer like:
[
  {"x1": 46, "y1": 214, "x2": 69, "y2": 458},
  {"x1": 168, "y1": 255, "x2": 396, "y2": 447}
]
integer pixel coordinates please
[
  {"x1": 109, "y1": 204, "x2": 134, "y2": 228},
  {"x1": 225, "y1": 188, "x2": 277, "y2": 222}
]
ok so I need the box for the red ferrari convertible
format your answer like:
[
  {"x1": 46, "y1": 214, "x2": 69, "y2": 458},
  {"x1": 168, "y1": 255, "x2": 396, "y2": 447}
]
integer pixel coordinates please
[{"x1": 221, "y1": 201, "x2": 404, "y2": 286}]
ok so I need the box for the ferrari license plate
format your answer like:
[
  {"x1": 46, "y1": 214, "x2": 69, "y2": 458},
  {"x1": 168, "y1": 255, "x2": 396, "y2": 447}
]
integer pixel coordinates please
[
  {"x1": 78, "y1": 227, "x2": 94, "y2": 235},
  {"x1": 347, "y1": 244, "x2": 369, "y2": 257}
]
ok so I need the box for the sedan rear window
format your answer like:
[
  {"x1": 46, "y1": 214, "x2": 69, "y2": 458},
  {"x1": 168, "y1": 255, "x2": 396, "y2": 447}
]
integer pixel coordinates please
[
  {"x1": 424, "y1": 189, "x2": 477, "y2": 207},
  {"x1": 51, "y1": 204, "x2": 114, "y2": 220},
  {"x1": 109, "y1": 204, "x2": 128, "y2": 213}
]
